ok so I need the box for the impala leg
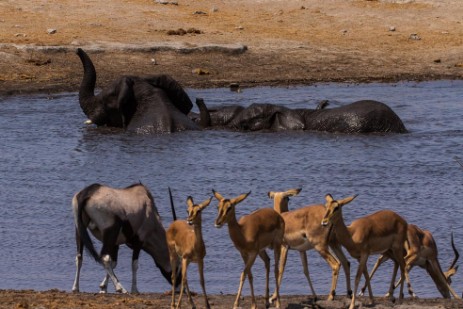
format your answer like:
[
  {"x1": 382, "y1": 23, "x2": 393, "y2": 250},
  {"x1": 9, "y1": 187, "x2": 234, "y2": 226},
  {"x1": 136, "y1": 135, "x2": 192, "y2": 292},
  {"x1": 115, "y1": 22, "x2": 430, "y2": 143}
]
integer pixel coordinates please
[
  {"x1": 72, "y1": 228, "x2": 83, "y2": 293},
  {"x1": 331, "y1": 244, "x2": 352, "y2": 298},
  {"x1": 234, "y1": 252, "x2": 257, "y2": 309},
  {"x1": 360, "y1": 254, "x2": 388, "y2": 296},
  {"x1": 198, "y1": 259, "x2": 210, "y2": 309},
  {"x1": 177, "y1": 258, "x2": 195, "y2": 309},
  {"x1": 170, "y1": 254, "x2": 178, "y2": 309},
  {"x1": 270, "y1": 245, "x2": 288, "y2": 304},
  {"x1": 393, "y1": 250, "x2": 408, "y2": 302},
  {"x1": 350, "y1": 254, "x2": 369, "y2": 309},
  {"x1": 386, "y1": 260, "x2": 399, "y2": 300},
  {"x1": 299, "y1": 251, "x2": 317, "y2": 301},
  {"x1": 273, "y1": 243, "x2": 282, "y2": 308},
  {"x1": 362, "y1": 265, "x2": 375, "y2": 306},
  {"x1": 258, "y1": 251, "x2": 271, "y2": 308},
  {"x1": 318, "y1": 248, "x2": 340, "y2": 301}
]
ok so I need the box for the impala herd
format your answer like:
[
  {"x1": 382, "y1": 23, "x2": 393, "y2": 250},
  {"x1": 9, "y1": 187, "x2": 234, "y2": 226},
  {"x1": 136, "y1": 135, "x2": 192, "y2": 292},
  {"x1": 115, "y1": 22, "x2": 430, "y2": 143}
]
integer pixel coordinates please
[{"x1": 72, "y1": 184, "x2": 461, "y2": 309}]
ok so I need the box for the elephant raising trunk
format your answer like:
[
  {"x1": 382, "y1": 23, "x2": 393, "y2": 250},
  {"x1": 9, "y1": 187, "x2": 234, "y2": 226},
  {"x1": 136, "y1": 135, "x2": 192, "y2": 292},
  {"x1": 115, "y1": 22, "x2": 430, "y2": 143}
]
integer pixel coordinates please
[{"x1": 76, "y1": 48, "x2": 199, "y2": 133}]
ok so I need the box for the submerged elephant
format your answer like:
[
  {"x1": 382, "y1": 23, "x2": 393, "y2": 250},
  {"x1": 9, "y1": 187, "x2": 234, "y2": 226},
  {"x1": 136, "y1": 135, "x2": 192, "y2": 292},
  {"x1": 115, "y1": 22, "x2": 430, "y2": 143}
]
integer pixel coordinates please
[
  {"x1": 77, "y1": 47, "x2": 406, "y2": 134},
  {"x1": 194, "y1": 99, "x2": 407, "y2": 133},
  {"x1": 76, "y1": 48, "x2": 200, "y2": 133}
]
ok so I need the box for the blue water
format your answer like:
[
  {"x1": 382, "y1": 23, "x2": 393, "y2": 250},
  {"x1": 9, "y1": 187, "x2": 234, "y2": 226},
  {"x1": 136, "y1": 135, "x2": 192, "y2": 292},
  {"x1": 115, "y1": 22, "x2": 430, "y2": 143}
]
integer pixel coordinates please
[{"x1": 0, "y1": 81, "x2": 462, "y2": 299}]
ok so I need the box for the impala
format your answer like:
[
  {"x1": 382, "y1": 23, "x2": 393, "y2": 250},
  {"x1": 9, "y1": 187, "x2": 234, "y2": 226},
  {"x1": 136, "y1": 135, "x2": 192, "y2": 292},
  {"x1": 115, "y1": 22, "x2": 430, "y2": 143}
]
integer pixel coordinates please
[
  {"x1": 321, "y1": 194, "x2": 410, "y2": 309},
  {"x1": 360, "y1": 224, "x2": 460, "y2": 299},
  {"x1": 213, "y1": 190, "x2": 285, "y2": 309},
  {"x1": 167, "y1": 195, "x2": 212, "y2": 309},
  {"x1": 268, "y1": 188, "x2": 351, "y2": 301}
]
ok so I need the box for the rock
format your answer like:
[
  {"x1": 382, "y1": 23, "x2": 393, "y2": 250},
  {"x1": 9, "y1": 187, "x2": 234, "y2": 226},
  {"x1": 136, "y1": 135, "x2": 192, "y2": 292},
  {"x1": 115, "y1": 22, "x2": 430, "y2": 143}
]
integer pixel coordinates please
[
  {"x1": 192, "y1": 68, "x2": 210, "y2": 75},
  {"x1": 409, "y1": 33, "x2": 421, "y2": 40},
  {"x1": 155, "y1": 0, "x2": 178, "y2": 5},
  {"x1": 389, "y1": 26, "x2": 396, "y2": 32},
  {"x1": 229, "y1": 83, "x2": 240, "y2": 92},
  {"x1": 47, "y1": 28, "x2": 57, "y2": 34},
  {"x1": 211, "y1": 7, "x2": 218, "y2": 13},
  {"x1": 193, "y1": 11, "x2": 207, "y2": 15}
]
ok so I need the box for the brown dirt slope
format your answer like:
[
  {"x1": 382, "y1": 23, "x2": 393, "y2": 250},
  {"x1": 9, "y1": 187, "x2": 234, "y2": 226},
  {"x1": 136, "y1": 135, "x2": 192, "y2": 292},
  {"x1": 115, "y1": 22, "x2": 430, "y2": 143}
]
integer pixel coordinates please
[{"x1": 1, "y1": 0, "x2": 463, "y2": 95}]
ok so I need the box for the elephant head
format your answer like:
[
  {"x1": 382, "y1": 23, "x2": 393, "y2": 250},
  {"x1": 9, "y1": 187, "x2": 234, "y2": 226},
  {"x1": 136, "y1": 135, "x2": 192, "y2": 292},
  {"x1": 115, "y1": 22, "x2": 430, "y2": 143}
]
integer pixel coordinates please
[{"x1": 76, "y1": 48, "x2": 198, "y2": 133}]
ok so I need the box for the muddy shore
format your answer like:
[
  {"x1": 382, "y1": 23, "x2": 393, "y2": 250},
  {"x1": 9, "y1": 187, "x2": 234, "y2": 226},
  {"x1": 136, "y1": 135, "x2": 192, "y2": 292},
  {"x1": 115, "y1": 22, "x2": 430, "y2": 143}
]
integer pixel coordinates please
[{"x1": 1, "y1": 289, "x2": 462, "y2": 309}]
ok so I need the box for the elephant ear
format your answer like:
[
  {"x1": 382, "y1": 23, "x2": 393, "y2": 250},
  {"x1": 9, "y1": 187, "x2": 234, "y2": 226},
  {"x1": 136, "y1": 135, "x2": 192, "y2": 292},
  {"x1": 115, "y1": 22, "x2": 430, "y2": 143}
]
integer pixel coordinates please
[{"x1": 144, "y1": 75, "x2": 193, "y2": 115}]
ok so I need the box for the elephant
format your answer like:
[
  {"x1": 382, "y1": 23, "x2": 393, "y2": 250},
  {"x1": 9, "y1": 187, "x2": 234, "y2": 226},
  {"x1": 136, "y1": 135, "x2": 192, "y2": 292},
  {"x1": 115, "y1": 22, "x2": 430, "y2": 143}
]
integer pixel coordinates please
[
  {"x1": 76, "y1": 48, "x2": 200, "y2": 133},
  {"x1": 193, "y1": 99, "x2": 407, "y2": 133},
  {"x1": 77, "y1": 48, "x2": 406, "y2": 134}
]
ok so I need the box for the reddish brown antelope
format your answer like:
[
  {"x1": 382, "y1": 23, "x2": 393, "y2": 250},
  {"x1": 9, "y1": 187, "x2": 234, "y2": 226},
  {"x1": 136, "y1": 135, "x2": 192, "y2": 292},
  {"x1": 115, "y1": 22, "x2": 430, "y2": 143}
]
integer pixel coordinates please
[
  {"x1": 268, "y1": 189, "x2": 352, "y2": 302},
  {"x1": 321, "y1": 194, "x2": 410, "y2": 309},
  {"x1": 72, "y1": 183, "x2": 176, "y2": 294},
  {"x1": 167, "y1": 195, "x2": 212, "y2": 309},
  {"x1": 213, "y1": 190, "x2": 285, "y2": 309},
  {"x1": 360, "y1": 224, "x2": 460, "y2": 299}
]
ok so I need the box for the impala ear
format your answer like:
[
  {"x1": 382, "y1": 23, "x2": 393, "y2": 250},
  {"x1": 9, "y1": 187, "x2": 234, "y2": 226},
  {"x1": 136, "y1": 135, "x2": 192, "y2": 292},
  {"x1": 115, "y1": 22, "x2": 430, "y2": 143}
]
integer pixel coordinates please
[
  {"x1": 285, "y1": 188, "x2": 302, "y2": 197},
  {"x1": 338, "y1": 194, "x2": 358, "y2": 207},
  {"x1": 231, "y1": 191, "x2": 251, "y2": 205},
  {"x1": 199, "y1": 197, "x2": 213, "y2": 209},
  {"x1": 268, "y1": 191, "x2": 275, "y2": 199},
  {"x1": 212, "y1": 189, "x2": 224, "y2": 201},
  {"x1": 325, "y1": 194, "x2": 334, "y2": 204},
  {"x1": 186, "y1": 196, "x2": 194, "y2": 208}
]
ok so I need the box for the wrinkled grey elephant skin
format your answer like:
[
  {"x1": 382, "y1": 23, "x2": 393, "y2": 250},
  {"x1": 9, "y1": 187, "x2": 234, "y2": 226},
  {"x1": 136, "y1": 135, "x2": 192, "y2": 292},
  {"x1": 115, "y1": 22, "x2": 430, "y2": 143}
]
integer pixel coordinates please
[
  {"x1": 76, "y1": 48, "x2": 199, "y2": 133},
  {"x1": 196, "y1": 100, "x2": 407, "y2": 133}
]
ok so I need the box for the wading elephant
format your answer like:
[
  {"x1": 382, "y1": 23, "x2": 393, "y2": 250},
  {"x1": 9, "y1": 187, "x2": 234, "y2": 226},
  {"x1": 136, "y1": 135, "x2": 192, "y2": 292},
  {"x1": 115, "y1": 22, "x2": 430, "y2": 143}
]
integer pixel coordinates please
[
  {"x1": 194, "y1": 99, "x2": 407, "y2": 133},
  {"x1": 76, "y1": 48, "x2": 199, "y2": 133}
]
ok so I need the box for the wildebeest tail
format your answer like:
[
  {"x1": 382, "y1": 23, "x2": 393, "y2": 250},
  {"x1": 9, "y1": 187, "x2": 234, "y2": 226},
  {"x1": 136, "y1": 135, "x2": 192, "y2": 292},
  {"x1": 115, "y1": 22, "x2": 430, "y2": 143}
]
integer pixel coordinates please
[
  {"x1": 75, "y1": 184, "x2": 101, "y2": 263},
  {"x1": 169, "y1": 187, "x2": 177, "y2": 221}
]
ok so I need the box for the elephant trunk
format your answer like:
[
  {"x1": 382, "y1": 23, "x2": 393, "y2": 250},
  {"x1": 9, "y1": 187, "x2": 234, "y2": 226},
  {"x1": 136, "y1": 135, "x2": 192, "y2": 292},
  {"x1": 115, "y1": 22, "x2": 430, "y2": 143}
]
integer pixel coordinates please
[
  {"x1": 76, "y1": 48, "x2": 96, "y2": 101},
  {"x1": 76, "y1": 48, "x2": 107, "y2": 124}
]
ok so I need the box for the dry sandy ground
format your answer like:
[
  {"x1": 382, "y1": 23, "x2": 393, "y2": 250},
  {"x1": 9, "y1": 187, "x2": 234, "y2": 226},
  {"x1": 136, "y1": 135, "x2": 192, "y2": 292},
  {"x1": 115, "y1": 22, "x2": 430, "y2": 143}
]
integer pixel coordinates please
[
  {"x1": 1, "y1": 0, "x2": 463, "y2": 95},
  {"x1": 1, "y1": 0, "x2": 463, "y2": 307}
]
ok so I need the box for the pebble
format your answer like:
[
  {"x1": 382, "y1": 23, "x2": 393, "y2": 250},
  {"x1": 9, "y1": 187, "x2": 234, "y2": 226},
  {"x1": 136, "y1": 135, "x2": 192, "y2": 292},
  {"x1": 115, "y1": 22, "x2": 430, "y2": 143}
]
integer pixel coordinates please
[
  {"x1": 47, "y1": 28, "x2": 57, "y2": 35},
  {"x1": 192, "y1": 68, "x2": 210, "y2": 75},
  {"x1": 229, "y1": 83, "x2": 240, "y2": 92},
  {"x1": 409, "y1": 33, "x2": 421, "y2": 40},
  {"x1": 155, "y1": 0, "x2": 178, "y2": 5},
  {"x1": 389, "y1": 26, "x2": 396, "y2": 32}
]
